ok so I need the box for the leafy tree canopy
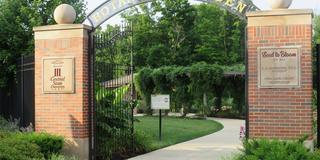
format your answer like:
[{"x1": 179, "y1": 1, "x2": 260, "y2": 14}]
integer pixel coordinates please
[
  {"x1": 119, "y1": 0, "x2": 246, "y2": 69},
  {"x1": 0, "y1": 0, "x2": 86, "y2": 88},
  {"x1": 314, "y1": 15, "x2": 320, "y2": 44}
]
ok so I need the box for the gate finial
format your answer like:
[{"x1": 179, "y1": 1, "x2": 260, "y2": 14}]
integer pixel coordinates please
[
  {"x1": 267, "y1": 0, "x2": 293, "y2": 9},
  {"x1": 54, "y1": 4, "x2": 76, "y2": 24}
]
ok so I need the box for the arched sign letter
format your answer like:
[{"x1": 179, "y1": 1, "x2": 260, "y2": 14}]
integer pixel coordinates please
[{"x1": 84, "y1": 0, "x2": 260, "y2": 29}]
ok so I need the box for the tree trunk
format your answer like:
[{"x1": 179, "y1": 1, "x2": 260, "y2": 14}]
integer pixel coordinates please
[
  {"x1": 214, "y1": 85, "x2": 225, "y2": 113},
  {"x1": 203, "y1": 93, "x2": 208, "y2": 116},
  {"x1": 181, "y1": 104, "x2": 188, "y2": 117}
]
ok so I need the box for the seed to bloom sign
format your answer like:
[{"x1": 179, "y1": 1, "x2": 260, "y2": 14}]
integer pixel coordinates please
[
  {"x1": 43, "y1": 57, "x2": 75, "y2": 94},
  {"x1": 258, "y1": 46, "x2": 301, "y2": 88}
]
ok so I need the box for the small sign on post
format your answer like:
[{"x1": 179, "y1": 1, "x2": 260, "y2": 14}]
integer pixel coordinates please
[
  {"x1": 151, "y1": 95, "x2": 170, "y2": 110},
  {"x1": 151, "y1": 95, "x2": 170, "y2": 141}
]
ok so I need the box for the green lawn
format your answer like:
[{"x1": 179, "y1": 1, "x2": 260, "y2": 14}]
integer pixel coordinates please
[{"x1": 135, "y1": 116, "x2": 223, "y2": 151}]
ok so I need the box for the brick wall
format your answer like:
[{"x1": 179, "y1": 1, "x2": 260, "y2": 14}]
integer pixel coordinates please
[
  {"x1": 34, "y1": 25, "x2": 91, "y2": 139},
  {"x1": 247, "y1": 10, "x2": 313, "y2": 139}
]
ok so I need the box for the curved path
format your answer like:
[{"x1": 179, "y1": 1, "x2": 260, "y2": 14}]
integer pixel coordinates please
[{"x1": 129, "y1": 118, "x2": 245, "y2": 160}]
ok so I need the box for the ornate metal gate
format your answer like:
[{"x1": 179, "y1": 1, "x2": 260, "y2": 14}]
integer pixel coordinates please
[{"x1": 92, "y1": 23, "x2": 134, "y2": 160}]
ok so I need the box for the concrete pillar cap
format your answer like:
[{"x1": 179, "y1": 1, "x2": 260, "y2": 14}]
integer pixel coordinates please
[{"x1": 54, "y1": 4, "x2": 76, "y2": 24}]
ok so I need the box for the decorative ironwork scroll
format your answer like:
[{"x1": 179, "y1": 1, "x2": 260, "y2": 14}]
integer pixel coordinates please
[{"x1": 84, "y1": 0, "x2": 260, "y2": 29}]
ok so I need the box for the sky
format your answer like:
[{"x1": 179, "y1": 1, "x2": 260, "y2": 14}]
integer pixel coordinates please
[{"x1": 84, "y1": 0, "x2": 320, "y2": 26}]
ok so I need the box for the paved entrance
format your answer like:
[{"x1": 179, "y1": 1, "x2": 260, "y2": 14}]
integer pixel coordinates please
[{"x1": 129, "y1": 118, "x2": 245, "y2": 160}]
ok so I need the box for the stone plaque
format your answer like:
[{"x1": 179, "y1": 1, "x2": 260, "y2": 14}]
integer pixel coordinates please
[
  {"x1": 43, "y1": 57, "x2": 75, "y2": 93},
  {"x1": 258, "y1": 46, "x2": 301, "y2": 88}
]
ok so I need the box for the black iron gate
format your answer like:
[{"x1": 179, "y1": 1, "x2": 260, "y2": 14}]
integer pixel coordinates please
[
  {"x1": 0, "y1": 56, "x2": 35, "y2": 128},
  {"x1": 92, "y1": 23, "x2": 134, "y2": 160}
]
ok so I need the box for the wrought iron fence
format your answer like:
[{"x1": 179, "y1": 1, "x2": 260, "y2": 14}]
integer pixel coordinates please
[
  {"x1": 0, "y1": 56, "x2": 35, "y2": 128},
  {"x1": 93, "y1": 23, "x2": 134, "y2": 160}
]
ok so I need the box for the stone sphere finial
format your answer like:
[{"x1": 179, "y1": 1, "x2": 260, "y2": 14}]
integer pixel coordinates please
[
  {"x1": 267, "y1": 0, "x2": 293, "y2": 9},
  {"x1": 54, "y1": 4, "x2": 76, "y2": 24}
]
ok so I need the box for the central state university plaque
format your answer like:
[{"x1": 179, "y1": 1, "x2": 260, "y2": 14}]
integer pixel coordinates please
[
  {"x1": 258, "y1": 46, "x2": 301, "y2": 88},
  {"x1": 43, "y1": 57, "x2": 75, "y2": 93}
]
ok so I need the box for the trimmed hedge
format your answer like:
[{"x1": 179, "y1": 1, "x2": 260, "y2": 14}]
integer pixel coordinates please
[
  {"x1": 0, "y1": 136, "x2": 44, "y2": 160},
  {"x1": 0, "y1": 116, "x2": 65, "y2": 159},
  {"x1": 234, "y1": 139, "x2": 320, "y2": 160},
  {"x1": 14, "y1": 132, "x2": 64, "y2": 158}
]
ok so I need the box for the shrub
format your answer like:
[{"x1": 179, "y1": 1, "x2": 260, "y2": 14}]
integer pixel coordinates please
[
  {"x1": 0, "y1": 136, "x2": 44, "y2": 160},
  {"x1": 95, "y1": 84, "x2": 135, "y2": 159},
  {"x1": 234, "y1": 139, "x2": 314, "y2": 160},
  {"x1": 0, "y1": 116, "x2": 19, "y2": 132},
  {"x1": 132, "y1": 130, "x2": 151, "y2": 153},
  {"x1": 49, "y1": 154, "x2": 77, "y2": 160},
  {"x1": 311, "y1": 150, "x2": 320, "y2": 159},
  {"x1": 14, "y1": 132, "x2": 64, "y2": 158}
]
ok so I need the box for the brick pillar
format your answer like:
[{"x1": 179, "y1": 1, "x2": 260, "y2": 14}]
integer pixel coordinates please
[
  {"x1": 33, "y1": 24, "x2": 92, "y2": 159},
  {"x1": 247, "y1": 10, "x2": 313, "y2": 144}
]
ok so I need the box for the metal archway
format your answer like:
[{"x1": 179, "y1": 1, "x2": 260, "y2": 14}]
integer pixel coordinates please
[
  {"x1": 86, "y1": 1, "x2": 260, "y2": 159},
  {"x1": 83, "y1": 0, "x2": 260, "y2": 29}
]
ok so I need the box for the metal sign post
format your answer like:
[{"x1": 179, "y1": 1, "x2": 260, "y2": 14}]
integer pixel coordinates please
[
  {"x1": 151, "y1": 95, "x2": 170, "y2": 141},
  {"x1": 317, "y1": 44, "x2": 320, "y2": 148},
  {"x1": 159, "y1": 109, "x2": 162, "y2": 141}
]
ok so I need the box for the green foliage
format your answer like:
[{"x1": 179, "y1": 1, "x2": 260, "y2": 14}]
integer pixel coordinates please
[
  {"x1": 96, "y1": 85, "x2": 131, "y2": 131},
  {"x1": 151, "y1": 66, "x2": 174, "y2": 94},
  {"x1": 312, "y1": 150, "x2": 320, "y2": 159},
  {"x1": 189, "y1": 62, "x2": 223, "y2": 96},
  {"x1": 95, "y1": 84, "x2": 133, "y2": 159},
  {"x1": 118, "y1": 1, "x2": 246, "y2": 117},
  {"x1": 152, "y1": 0, "x2": 197, "y2": 66},
  {"x1": 14, "y1": 132, "x2": 64, "y2": 158},
  {"x1": 120, "y1": 2, "x2": 245, "y2": 69},
  {"x1": 0, "y1": 116, "x2": 20, "y2": 132},
  {"x1": 96, "y1": 84, "x2": 130, "y2": 105},
  {"x1": 0, "y1": 116, "x2": 64, "y2": 159},
  {"x1": 234, "y1": 139, "x2": 318, "y2": 160},
  {"x1": 0, "y1": 0, "x2": 86, "y2": 88},
  {"x1": 222, "y1": 64, "x2": 245, "y2": 73},
  {"x1": 224, "y1": 76, "x2": 245, "y2": 115},
  {"x1": 134, "y1": 68, "x2": 155, "y2": 113},
  {"x1": 0, "y1": 135, "x2": 44, "y2": 160},
  {"x1": 134, "y1": 63, "x2": 226, "y2": 115},
  {"x1": 314, "y1": 15, "x2": 320, "y2": 44},
  {"x1": 167, "y1": 66, "x2": 191, "y2": 113},
  {"x1": 194, "y1": 4, "x2": 245, "y2": 65},
  {"x1": 48, "y1": 154, "x2": 77, "y2": 160},
  {"x1": 132, "y1": 130, "x2": 152, "y2": 153}
]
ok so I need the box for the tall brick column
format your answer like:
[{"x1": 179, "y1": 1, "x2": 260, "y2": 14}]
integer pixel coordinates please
[
  {"x1": 247, "y1": 9, "x2": 313, "y2": 144},
  {"x1": 33, "y1": 24, "x2": 92, "y2": 159}
]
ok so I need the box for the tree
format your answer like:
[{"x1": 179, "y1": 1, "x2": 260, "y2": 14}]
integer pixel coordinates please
[
  {"x1": 103, "y1": 1, "x2": 249, "y2": 116},
  {"x1": 314, "y1": 15, "x2": 320, "y2": 44},
  {"x1": 0, "y1": 0, "x2": 86, "y2": 89},
  {"x1": 121, "y1": 0, "x2": 198, "y2": 68},
  {"x1": 152, "y1": 0, "x2": 198, "y2": 66},
  {"x1": 194, "y1": 3, "x2": 246, "y2": 65},
  {"x1": 121, "y1": 4, "x2": 164, "y2": 67},
  {"x1": 121, "y1": 1, "x2": 246, "y2": 69}
]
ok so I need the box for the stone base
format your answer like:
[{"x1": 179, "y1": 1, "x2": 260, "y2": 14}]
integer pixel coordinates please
[
  {"x1": 62, "y1": 138, "x2": 89, "y2": 160},
  {"x1": 304, "y1": 140, "x2": 314, "y2": 151}
]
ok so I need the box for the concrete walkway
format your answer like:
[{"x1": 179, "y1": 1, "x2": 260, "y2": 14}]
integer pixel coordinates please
[{"x1": 129, "y1": 118, "x2": 245, "y2": 160}]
